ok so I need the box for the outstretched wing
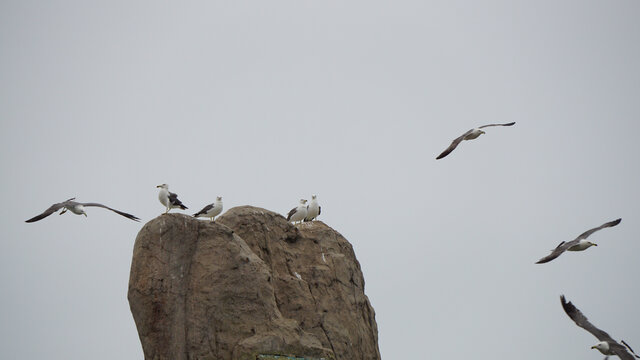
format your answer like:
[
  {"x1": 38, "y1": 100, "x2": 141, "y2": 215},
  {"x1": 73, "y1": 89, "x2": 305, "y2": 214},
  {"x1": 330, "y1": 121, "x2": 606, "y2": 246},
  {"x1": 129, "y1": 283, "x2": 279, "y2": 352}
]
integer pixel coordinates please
[
  {"x1": 561, "y1": 295, "x2": 616, "y2": 343},
  {"x1": 535, "y1": 240, "x2": 576, "y2": 264},
  {"x1": 81, "y1": 203, "x2": 140, "y2": 222},
  {"x1": 25, "y1": 198, "x2": 76, "y2": 223},
  {"x1": 194, "y1": 204, "x2": 214, "y2": 217},
  {"x1": 621, "y1": 340, "x2": 640, "y2": 359},
  {"x1": 574, "y1": 218, "x2": 622, "y2": 241},
  {"x1": 436, "y1": 131, "x2": 471, "y2": 160},
  {"x1": 25, "y1": 202, "x2": 67, "y2": 223},
  {"x1": 609, "y1": 343, "x2": 639, "y2": 360},
  {"x1": 478, "y1": 122, "x2": 516, "y2": 129}
]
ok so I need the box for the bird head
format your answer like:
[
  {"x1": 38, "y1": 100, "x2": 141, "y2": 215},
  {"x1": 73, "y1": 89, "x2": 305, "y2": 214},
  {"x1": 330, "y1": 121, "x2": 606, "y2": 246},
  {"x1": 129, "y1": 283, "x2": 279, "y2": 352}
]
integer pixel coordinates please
[
  {"x1": 312, "y1": 195, "x2": 317, "y2": 200},
  {"x1": 480, "y1": 130, "x2": 486, "y2": 135},
  {"x1": 216, "y1": 196, "x2": 222, "y2": 201},
  {"x1": 300, "y1": 199, "x2": 308, "y2": 204},
  {"x1": 591, "y1": 341, "x2": 609, "y2": 353},
  {"x1": 589, "y1": 241, "x2": 598, "y2": 247},
  {"x1": 156, "y1": 184, "x2": 168, "y2": 189},
  {"x1": 77, "y1": 205, "x2": 87, "y2": 217}
]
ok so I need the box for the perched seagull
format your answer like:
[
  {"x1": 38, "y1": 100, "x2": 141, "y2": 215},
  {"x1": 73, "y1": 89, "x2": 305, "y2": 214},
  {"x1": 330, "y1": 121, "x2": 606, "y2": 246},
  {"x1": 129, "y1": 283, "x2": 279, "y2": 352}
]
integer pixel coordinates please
[
  {"x1": 304, "y1": 195, "x2": 321, "y2": 222},
  {"x1": 193, "y1": 196, "x2": 223, "y2": 222},
  {"x1": 435, "y1": 122, "x2": 515, "y2": 159},
  {"x1": 535, "y1": 218, "x2": 621, "y2": 264},
  {"x1": 287, "y1": 199, "x2": 308, "y2": 224},
  {"x1": 25, "y1": 198, "x2": 140, "y2": 222},
  {"x1": 156, "y1": 184, "x2": 187, "y2": 214},
  {"x1": 561, "y1": 295, "x2": 639, "y2": 360}
]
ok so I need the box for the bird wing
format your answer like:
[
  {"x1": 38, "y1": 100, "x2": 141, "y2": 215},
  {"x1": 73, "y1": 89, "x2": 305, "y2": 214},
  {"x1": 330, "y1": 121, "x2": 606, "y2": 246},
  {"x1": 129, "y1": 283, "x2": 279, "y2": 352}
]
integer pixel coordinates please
[
  {"x1": 194, "y1": 204, "x2": 214, "y2": 217},
  {"x1": 25, "y1": 201, "x2": 70, "y2": 223},
  {"x1": 168, "y1": 191, "x2": 187, "y2": 208},
  {"x1": 616, "y1": 349, "x2": 639, "y2": 360},
  {"x1": 318, "y1": 206, "x2": 321, "y2": 215},
  {"x1": 574, "y1": 218, "x2": 622, "y2": 241},
  {"x1": 478, "y1": 122, "x2": 516, "y2": 129},
  {"x1": 535, "y1": 240, "x2": 576, "y2": 264},
  {"x1": 81, "y1": 203, "x2": 140, "y2": 222},
  {"x1": 286, "y1": 207, "x2": 297, "y2": 221},
  {"x1": 620, "y1": 340, "x2": 640, "y2": 359},
  {"x1": 436, "y1": 131, "x2": 470, "y2": 160},
  {"x1": 608, "y1": 343, "x2": 639, "y2": 360},
  {"x1": 560, "y1": 295, "x2": 617, "y2": 343}
]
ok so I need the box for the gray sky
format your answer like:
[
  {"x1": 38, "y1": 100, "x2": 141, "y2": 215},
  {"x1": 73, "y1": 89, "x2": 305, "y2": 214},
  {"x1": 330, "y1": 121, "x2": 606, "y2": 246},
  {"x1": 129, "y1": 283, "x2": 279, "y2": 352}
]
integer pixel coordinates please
[{"x1": 1, "y1": 1, "x2": 639, "y2": 359}]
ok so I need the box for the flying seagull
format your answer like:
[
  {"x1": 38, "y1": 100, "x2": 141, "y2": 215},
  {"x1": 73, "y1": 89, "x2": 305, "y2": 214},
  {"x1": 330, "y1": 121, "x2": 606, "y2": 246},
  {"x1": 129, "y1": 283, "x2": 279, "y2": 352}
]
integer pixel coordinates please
[
  {"x1": 535, "y1": 218, "x2": 621, "y2": 264},
  {"x1": 304, "y1": 194, "x2": 321, "y2": 222},
  {"x1": 435, "y1": 122, "x2": 515, "y2": 159},
  {"x1": 193, "y1": 196, "x2": 223, "y2": 222},
  {"x1": 156, "y1": 184, "x2": 187, "y2": 214},
  {"x1": 287, "y1": 199, "x2": 308, "y2": 224},
  {"x1": 25, "y1": 198, "x2": 140, "y2": 222},
  {"x1": 561, "y1": 295, "x2": 639, "y2": 360}
]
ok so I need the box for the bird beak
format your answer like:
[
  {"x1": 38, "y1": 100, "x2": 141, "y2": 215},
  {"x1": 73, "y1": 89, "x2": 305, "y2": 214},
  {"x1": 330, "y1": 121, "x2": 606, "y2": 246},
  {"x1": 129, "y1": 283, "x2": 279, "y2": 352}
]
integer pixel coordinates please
[
  {"x1": 591, "y1": 346, "x2": 596, "y2": 349},
  {"x1": 593, "y1": 243, "x2": 598, "y2": 246},
  {"x1": 156, "y1": 185, "x2": 161, "y2": 188}
]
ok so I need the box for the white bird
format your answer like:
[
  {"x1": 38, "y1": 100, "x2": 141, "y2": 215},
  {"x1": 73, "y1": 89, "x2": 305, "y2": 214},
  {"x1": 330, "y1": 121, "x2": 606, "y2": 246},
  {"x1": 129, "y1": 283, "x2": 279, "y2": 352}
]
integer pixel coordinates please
[
  {"x1": 156, "y1": 184, "x2": 187, "y2": 214},
  {"x1": 25, "y1": 198, "x2": 140, "y2": 222},
  {"x1": 287, "y1": 199, "x2": 308, "y2": 224},
  {"x1": 304, "y1": 194, "x2": 321, "y2": 222},
  {"x1": 436, "y1": 122, "x2": 515, "y2": 159},
  {"x1": 536, "y1": 218, "x2": 621, "y2": 264},
  {"x1": 561, "y1": 295, "x2": 639, "y2": 360},
  {"x1": 193, "y1": 196, "x2": 223, "y2": 222}
]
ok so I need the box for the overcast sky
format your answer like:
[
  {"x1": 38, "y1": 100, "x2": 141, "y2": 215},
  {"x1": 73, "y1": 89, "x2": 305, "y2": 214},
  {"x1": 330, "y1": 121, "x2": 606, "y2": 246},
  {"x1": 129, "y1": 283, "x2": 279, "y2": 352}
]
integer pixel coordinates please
[{"x1": 1, "y1": 1, "x2": 639, "y2": 359}]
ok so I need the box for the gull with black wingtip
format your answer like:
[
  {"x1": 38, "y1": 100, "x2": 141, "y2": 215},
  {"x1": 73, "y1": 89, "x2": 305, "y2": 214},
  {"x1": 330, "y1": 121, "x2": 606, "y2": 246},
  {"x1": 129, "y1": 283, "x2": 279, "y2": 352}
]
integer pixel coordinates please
[{"x1": 436, "y1": 122, "x2": 515, "y2": 159}]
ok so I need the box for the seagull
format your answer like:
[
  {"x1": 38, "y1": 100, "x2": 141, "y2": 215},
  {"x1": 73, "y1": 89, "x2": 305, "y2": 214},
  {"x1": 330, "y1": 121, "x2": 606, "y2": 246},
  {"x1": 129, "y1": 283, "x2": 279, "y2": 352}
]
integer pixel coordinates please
[
  {"x1": 535, "y1": 218, "x2": 621, "y2": 264},
  {"x1": 435, "y1": 122, "x2": 515, "y2": 159},
  {"x1": 193, "y1": 196, "x2": 223, "y2": 222},
  {"x1": 287, "y1": 199, "x2": 308, "y2": 224},
  {"x1": 25, "y1": 198, "x2": 140, "y2": 222},
  {"x1": 156, "y1": 184, "x2": 187, "y2": 214},
  {"x1": 561, "y1": 295, "x2": 639, "y2": 360},
  {"x1": 304, "y1": 194, "x2": 321, "y2": 222}
]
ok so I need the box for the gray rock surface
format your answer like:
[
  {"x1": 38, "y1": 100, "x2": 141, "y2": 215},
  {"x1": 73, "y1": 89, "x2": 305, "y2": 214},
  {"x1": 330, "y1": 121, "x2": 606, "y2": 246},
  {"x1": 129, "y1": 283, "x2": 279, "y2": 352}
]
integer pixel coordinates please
[{"x1": 128, "y1": 206, "x2": 380, "y2": 360}]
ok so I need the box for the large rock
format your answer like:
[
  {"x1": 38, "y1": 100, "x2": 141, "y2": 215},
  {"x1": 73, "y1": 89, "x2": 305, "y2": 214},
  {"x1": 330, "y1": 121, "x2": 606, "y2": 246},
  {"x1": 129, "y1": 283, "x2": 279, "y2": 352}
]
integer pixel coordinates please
[{"x1": 128, "y1": 206, "x2": 380, "y2": 360}]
